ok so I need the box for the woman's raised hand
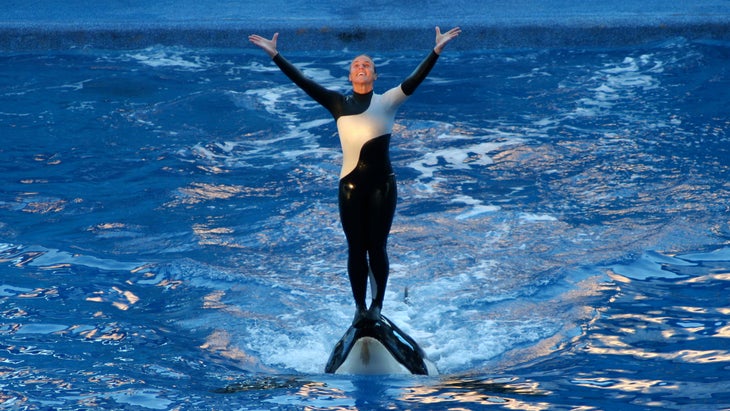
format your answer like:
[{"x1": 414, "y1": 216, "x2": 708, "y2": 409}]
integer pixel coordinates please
[
  {"x1": 434, "y1": 26, "x2": 461, "y2": 54},
  {"x1": 249, "y1": 33, "x2": 279, "y2": 58}
]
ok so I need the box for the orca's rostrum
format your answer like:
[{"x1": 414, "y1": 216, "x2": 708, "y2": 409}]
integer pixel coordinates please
[{"x1": 325, "y1": 314, "x2": 438, "y2": 375}]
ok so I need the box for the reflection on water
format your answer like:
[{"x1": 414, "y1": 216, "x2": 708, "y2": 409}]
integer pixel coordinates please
[
  {"x1": 398, "y1": 377, "x2": 551, "y2": 410},
  {"x1": 0, "y1": 251, "x2": 729, "y2": 407},
  {"x1": 503, "y1": 251, "x2": 730, "y2": 409},
  {"x1": 215, "y1": 374, "x2": 554, "y2": 410}
]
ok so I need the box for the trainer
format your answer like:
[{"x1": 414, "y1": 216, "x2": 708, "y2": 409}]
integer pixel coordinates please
[{"x1": 249, "y1": 27, "x2": 461, "y2": 323}]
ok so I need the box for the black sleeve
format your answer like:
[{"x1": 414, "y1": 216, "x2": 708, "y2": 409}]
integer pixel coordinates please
[
  {"x1": 272, "y1": 53, "x2": 342, "y2": 114},
  {"x1": 400, "y1": 50, "x2": 440, "y2": 96}
]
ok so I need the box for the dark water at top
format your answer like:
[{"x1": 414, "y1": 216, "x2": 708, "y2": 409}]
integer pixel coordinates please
[{"x1": 1, "y1": 37, "x2": 729, "y2": 409}]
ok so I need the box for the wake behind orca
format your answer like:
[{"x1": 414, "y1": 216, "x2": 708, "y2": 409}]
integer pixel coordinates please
[{"x1": 325, "y1": 314, "x2": 438, "y2": 375}]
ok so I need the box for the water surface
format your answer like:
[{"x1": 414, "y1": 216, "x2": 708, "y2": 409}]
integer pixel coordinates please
[{"x1": 1, "y1": 38, "x2": 729, "y2": 409}]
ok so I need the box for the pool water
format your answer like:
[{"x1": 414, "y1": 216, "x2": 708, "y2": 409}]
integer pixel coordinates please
[{"x1": 1, "y1": 38, "x2": 729, "y2": 409}]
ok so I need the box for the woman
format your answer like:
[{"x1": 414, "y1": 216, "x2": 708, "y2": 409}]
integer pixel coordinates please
[{"x1": 249, "y1": 27, "x2": 461, "y2": 323}]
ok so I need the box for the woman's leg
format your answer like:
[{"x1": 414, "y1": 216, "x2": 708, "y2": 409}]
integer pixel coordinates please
[
  {"x1": 366, "y1": 174, "x2": 397, "y2": 314},
  {"x1": 338, "y1": 178, "x2": 369, "y2": 314}
]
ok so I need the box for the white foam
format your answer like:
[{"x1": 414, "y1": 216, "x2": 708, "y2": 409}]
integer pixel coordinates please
[
  {"x1": 428, "y1": 318, "x2": 506, "y2": 369},
  {"x1": 125, "y1": 47, "x2": 211, "y2": 71},
  {"x1": 244, "y1": 85, "x2": 300, "y2": 122},
  {"x1": 569, "y1": 54, "x2": 663, "y2": 119},
  {"x1": 450, "y1": 195, "x2": 501, "y2": 220},
  {"x1": 519, "y1": 213, "x2": 558, "y2": 222},
  {"x1": 52, "y1": 79, "x2": 92, "y2": 92},
  {"x1": 300, "y1": 118, "x2": 332, "y2": 130},
  {"x1": 406, "y1": 132, "x2": 524, "y2": 181}
]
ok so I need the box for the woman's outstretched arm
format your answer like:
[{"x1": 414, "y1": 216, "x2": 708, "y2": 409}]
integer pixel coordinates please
[
  {"x1": 248, "y1": 32, "x2": 341, "y2": 112},
  {"x1": 401, "y1": 26, "x2": 461, "y2": 96}
]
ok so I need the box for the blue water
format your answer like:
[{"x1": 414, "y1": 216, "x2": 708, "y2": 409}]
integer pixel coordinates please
[{"x1": 1, "y1": 38, "x2": 729, "y2": 410}]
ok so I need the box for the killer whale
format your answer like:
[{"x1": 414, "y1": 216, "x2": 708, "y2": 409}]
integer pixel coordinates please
[{"x1": 325, "y1": 314, "x2": 438, "y2": 375}]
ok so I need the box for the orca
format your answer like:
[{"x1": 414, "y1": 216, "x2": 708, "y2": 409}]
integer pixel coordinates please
[{"x1": 325, "y1": 314, "x2": 438, "y2": 375}]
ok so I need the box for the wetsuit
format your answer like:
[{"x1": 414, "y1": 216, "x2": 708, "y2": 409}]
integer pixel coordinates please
[{"x1": 272, "y1": 50, "x2": 440, "y2": 318}]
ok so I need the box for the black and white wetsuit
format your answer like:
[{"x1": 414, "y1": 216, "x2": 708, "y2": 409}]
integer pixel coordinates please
[{"x1": 272, "y1": 50, "x2": 439, "y2": 316}]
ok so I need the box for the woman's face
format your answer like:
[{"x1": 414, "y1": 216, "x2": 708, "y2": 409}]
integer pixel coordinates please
[{"x1": 348, "y1": 55, "x2": 377, "y2": 89}]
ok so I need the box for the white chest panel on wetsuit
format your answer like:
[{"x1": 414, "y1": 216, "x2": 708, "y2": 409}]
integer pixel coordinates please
[{"x1": 336, "y1": 88, "x2": 407, "y2": 178}]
